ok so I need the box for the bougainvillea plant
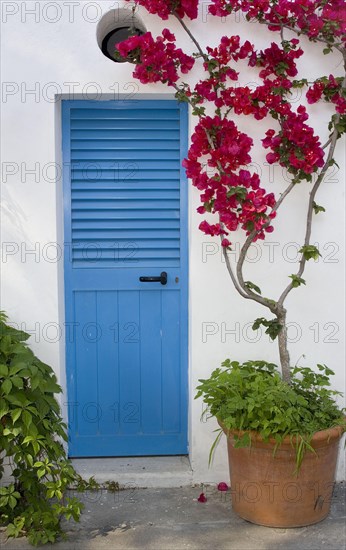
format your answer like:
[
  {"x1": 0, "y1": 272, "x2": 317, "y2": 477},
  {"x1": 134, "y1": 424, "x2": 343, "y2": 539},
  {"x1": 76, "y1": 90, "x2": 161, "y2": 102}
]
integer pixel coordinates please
[{"x1": 117, "y1": 0, "x2": 346, "y2": 384}]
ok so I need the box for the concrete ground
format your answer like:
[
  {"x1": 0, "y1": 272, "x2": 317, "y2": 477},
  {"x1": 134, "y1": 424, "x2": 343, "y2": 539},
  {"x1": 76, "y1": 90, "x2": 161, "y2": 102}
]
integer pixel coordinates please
[{"x1": 1, "y1": 483, "x2": 345, "y2": 550}]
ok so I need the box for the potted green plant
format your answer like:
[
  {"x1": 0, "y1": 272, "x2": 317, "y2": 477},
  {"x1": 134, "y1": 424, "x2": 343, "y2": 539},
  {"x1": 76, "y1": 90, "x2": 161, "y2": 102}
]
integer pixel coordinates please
[
  {"x1": 117, "y1": 0, "x2": 346, "y2": 527},
  {"x1": 196, "y1": 360, "x2": 345, "y2": 526}
]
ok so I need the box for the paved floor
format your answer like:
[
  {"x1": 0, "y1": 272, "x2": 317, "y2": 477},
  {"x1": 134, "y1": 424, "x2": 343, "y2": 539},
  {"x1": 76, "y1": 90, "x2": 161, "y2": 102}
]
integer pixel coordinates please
[{"x1": 1, "y1": 483, "x2": 345, "y2": 549}]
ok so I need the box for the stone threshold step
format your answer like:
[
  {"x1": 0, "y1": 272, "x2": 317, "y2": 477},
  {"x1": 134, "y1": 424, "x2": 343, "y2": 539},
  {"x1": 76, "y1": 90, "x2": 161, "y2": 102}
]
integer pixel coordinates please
[{"x1": 71, "y1": 456, "x2": 193, "y2": 488}]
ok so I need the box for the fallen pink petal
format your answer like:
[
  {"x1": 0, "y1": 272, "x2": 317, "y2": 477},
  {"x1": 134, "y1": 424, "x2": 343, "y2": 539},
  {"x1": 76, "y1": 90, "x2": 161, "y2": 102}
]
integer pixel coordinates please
[
  {"x1": 217, "y1": 482, "x2": 229, "y2": 492},
  {"x1": 197, "y1": 493, "x2": 207, "y2": 503}
]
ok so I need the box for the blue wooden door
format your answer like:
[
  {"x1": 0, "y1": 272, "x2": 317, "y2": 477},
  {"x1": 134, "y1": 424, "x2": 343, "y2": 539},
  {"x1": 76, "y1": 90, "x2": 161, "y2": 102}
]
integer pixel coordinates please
[{"x1": 62, "y1": 100, "x2": 188, "y2": 457}]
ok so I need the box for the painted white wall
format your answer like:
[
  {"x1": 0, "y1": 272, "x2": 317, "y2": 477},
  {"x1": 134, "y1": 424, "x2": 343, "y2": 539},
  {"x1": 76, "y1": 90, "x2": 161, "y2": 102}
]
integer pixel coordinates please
[{"x1": 1, "y1": 0, "x2": 345, "y2": 481}]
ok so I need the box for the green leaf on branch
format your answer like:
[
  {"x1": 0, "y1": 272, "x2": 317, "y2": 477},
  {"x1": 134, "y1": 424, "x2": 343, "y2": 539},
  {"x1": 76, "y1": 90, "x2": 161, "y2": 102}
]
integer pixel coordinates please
[
  {"x1": 299, "y1": 245, "x2": 321, "y2": 261},
  {"x1": 11, "y1": 408, "x2": 22, "y2": 423},
  {"x1": 275, "y1": 61, "x2": 289, "y2": 75},
  {"x1": 329, "y1": 158, "x2": 339, "y2": 169},
  {"x1": 312, "y1": 202, "x2": 326, "y2": 214},
  {"x1": 245, "y1": 220, "x2": 255, "y2": 232},
  {"x1": 22, "y1": 410, "x2": 32, "y2": 429},
  {"x1": 289, "y1": 275, "x2": 306, "y2": 288},
  {"x1": 252, "y1": 318, "x2": 282, "y2": 340},
  {"x1": 292, "y1": 78, "x2": 308, "y2": 89},
  {"x1": 234, "y1": 432, "x2": 251, "y2": 448},
  {"x1": 176, "y1": 94, "x2": 190, "y2": 103},
  {"x1": 2, "y1": 379, "x2": 12, "y2": 394},
  {"x1": 192, "y1": 106, "x2": 206, "y2": 117},
  {"x1": 227, "y1": 186, "x2": 247, "y2": 202},
  {"x1": 244, "y1": 281, "x2": 262, "y2": 295},
  {"x1": 0, "y1": 401, "x2": 9, "y2": 419},
  {"x1": 203, "y1": 199, "x2": 214, "y2": 213},
  {"x1": 335, "y1": 121, "x2": 346, "y2": 135},
  {"x1": 0, "y1": 363, "x2": 9, "y2": 376},
  {"x1": 329, "y1": 114, "x2": 346, "y2": 136}
]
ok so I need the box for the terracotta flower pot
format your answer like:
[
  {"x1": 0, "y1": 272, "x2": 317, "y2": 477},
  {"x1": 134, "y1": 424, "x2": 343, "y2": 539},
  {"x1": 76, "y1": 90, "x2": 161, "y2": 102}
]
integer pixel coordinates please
[{"x1": 219, "y1": 421, "x2": 344, "y2": 527}]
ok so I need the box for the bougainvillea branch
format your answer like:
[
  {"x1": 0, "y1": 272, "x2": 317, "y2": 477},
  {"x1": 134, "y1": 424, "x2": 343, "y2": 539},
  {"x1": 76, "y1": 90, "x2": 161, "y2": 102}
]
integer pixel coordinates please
[
  {"x1": 118, "y1": 0, "x2": 346, "y2": 383},
  {"x1": 278, "y1": 75, "x2": 346, "y2": 309},
  {"x1": 173, "y1": 12, "x2": 206, "y2": 58}
]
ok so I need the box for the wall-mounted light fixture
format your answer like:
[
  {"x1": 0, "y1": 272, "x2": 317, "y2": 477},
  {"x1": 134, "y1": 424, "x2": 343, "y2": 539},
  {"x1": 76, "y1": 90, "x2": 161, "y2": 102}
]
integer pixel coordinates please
[{"x1": 97, "y1": 7, "x2": 146, "y2": 63}]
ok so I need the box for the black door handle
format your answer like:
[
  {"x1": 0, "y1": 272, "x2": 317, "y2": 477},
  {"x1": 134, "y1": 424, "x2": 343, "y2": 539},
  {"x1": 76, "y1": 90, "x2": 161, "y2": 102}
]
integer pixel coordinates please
[{"x1": 139, "y1": 271, "x2": 167, "y2": 285}]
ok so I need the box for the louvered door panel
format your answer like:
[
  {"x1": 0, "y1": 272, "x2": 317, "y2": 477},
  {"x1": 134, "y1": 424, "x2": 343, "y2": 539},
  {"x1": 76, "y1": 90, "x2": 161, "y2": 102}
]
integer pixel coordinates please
[
  {"x1": 70, "y1": 107, "x2": 181, "y2": 268},
  {"x1": 63, "y1": 100, "x2": 188, "y2": 457}
]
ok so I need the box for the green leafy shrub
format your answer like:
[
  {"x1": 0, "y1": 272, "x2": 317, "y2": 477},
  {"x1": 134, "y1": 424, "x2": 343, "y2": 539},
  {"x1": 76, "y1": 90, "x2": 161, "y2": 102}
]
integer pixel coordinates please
[
  {"x1": 0, "y1": 312, "x2": 83, "y2": 545},
  {"x1": 196, "y1": 359, "x2": 345, "y2": 468}
]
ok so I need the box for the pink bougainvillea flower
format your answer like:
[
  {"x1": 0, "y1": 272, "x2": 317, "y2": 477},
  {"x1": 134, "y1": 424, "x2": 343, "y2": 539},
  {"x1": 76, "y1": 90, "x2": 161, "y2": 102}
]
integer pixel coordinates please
[
  {"x1": 123, "y1": 0, "x2": 199, "y2": 20},
  {"x1": 209, "y1": 0, "x2": 346, "y2": 42},
  {"x1": 162, "y1": 28, "x2": 175, "y2": 42},
  {"x1": 199, "y1": 221, "x2": 227, "y2": 237},
  {"x1": 117, "y1": 31, "x2": 194, "y2": 86},
  {"x1": 119, "y1": 0, "x2": 341, "y2": 249},
  {"x1": 197, "y1": 492, "x2": 207, "y2": 503},
  {"x1": 217, "y1": 482, "x2": 229, "y2": 491},
  {"x1": 265, "y1": 152, "x2": 279, "y2": 164}
]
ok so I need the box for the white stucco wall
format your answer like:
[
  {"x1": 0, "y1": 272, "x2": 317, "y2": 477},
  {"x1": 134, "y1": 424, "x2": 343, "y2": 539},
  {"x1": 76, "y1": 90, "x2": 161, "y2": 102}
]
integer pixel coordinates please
[{"x1": 1, "y1": 0, "x2": 345, "y2": 482}]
